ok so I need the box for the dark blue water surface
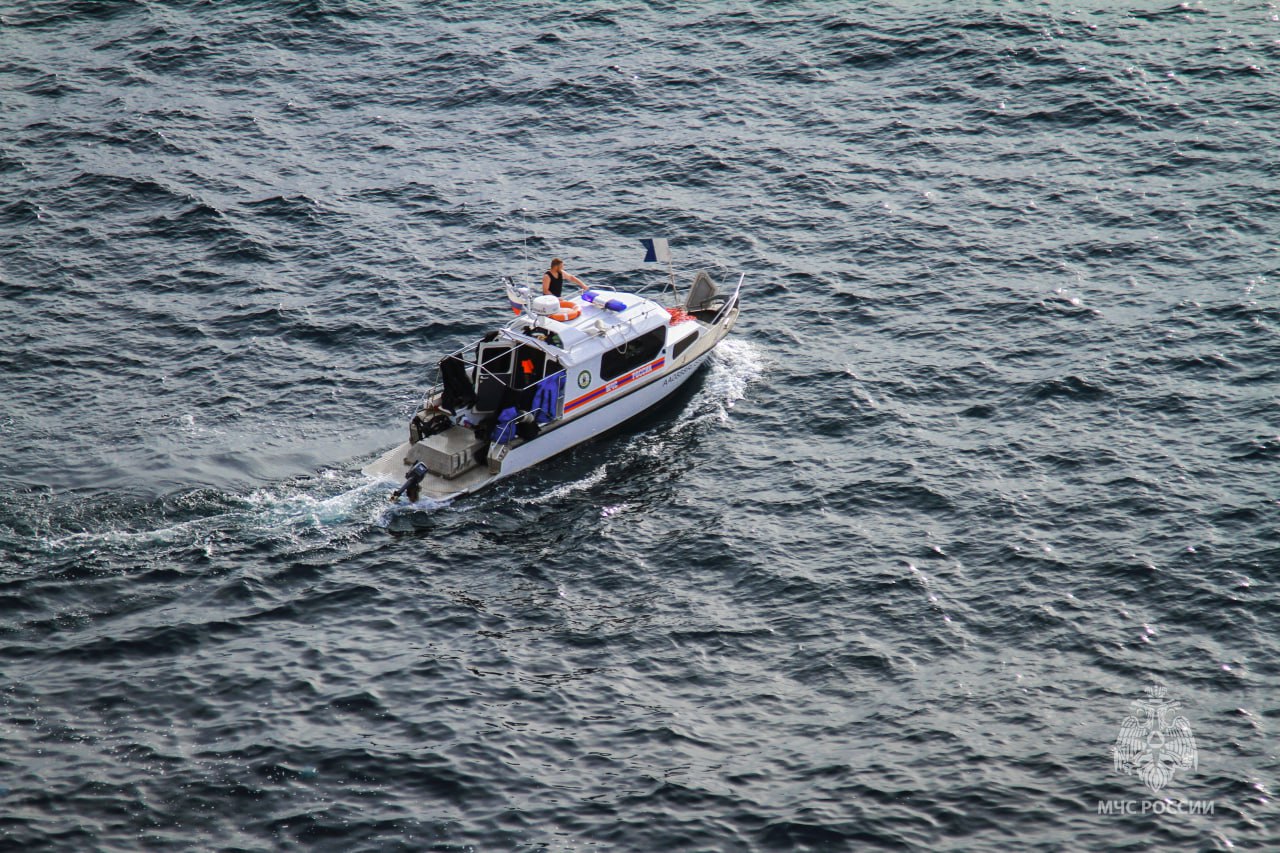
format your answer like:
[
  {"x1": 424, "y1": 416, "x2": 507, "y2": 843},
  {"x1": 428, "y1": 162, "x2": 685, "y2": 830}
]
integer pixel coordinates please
[{"x1": 2, "y1": 2, "x2": 1278, "y2": 850}]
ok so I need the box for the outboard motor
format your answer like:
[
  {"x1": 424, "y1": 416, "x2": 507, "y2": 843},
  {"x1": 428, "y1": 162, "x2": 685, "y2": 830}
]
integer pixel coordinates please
[{"x1": 390, "y1": 462, "x2": 429, "y2": 504}]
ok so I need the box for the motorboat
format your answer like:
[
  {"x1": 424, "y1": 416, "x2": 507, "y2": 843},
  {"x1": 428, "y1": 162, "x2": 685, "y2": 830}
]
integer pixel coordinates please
[{"x1": 363, "y1": 267, "x2": 743, "y2": 503}]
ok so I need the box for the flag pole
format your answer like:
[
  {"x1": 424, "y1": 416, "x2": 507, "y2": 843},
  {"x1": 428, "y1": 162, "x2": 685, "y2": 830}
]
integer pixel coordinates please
[{"x1": 642, "y1": 237, "x2": 680, "y2": 303}]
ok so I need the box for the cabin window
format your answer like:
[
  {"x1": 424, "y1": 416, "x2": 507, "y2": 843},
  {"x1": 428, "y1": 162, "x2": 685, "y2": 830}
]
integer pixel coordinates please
[
  {"x1": 600, "y1": 327, "x2": 666, "y2": 381},
  {"x1": 671, "y1": 330, "x2": 699, "y2": 360},
  {"x1": 475, "y1": 343, "x2": 515, "y2": 411}
]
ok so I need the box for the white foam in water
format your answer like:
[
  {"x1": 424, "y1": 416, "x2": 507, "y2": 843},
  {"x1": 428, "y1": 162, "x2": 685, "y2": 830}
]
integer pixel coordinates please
[
  {"x1": 688, "y1": 338, "x2": 765, "y2": 424},
  {"x1": 45, "y1": 474, "x2": 392, "y2": 554},
  {"x1": 242, "y1": 476, "x2": 388, "y2": 529},
  {"x1": 374, "y1": 491, "x2": 454, "y2": 526},
  {"x1": 47, "y1": 517, "x2": 209, "y2": 551},
  {"x1": 236, "y1": 475, "x2": 405, "y2": 546},
  {"x1": 529, "y1": 464, "x2": 608, "y2": 505}
]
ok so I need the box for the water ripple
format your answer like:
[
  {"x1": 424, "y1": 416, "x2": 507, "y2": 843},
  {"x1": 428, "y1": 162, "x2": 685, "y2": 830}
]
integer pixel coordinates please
[{"x1": 0, "y1": 2, "x2": 1276, "y2": 850}]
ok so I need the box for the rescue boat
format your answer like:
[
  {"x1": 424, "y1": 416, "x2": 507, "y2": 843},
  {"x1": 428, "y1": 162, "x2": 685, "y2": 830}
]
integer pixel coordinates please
[{"x1": 363, "y1": 269, "x2": 743, "y2": 503}]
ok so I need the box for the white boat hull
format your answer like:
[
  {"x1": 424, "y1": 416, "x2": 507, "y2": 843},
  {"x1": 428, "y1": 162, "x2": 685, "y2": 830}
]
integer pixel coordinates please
[{"x1": 364, "y1": 346, "x2": 716, "y2": 502}]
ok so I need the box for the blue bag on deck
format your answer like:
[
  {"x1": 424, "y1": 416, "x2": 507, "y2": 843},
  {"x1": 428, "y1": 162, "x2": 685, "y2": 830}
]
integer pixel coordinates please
[
  {"x1": 491, "y1": 406, "x2": 520, "y2": 445},
  {"x1": 531, "y1": 373, "x2": 565, "y2": 424}
]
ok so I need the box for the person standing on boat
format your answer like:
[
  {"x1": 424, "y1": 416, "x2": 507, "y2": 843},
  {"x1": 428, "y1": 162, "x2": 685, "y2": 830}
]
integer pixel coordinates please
[{"x1": 542, "y1": 258, "x2": 584, "y2": 298}]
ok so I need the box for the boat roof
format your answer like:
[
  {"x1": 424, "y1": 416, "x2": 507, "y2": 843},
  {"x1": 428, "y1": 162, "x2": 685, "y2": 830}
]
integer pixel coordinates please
[{"x1": 500, "y1": 290, "x2": 675, "y2": 364}]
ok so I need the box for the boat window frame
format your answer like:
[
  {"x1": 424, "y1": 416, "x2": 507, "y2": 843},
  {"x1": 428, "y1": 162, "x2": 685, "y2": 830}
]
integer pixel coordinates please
[
  {"x1": 600, "y1": 326, "x2": 667, "y2": 382},
  {"x1": 671, "y1": 329, "x2": 699, "y2": 361},
  {"x1": 476, "y1": 342, "x2": 515, "y2": 383}
]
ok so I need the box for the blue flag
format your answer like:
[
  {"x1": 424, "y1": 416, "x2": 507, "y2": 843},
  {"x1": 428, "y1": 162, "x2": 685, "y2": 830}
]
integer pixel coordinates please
[{"x1": 641, "y1": 237, "x2": 671, "y2": 263}]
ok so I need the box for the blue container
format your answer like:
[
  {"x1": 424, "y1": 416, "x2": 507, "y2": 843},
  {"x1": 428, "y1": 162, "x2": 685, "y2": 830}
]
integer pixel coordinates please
[{"x1": 581, "y1": 291, "x2": 627, "y2": 312}]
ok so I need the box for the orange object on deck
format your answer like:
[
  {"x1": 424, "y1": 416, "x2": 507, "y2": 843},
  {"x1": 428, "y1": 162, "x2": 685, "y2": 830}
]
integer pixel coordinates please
[{"x1": 666, "y1": 307, "x2": 694, "y2": 324}]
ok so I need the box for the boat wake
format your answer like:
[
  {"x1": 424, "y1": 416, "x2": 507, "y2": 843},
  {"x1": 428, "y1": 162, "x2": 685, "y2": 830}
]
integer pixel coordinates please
[
  {"x1": 527, "y1": 464, "x2": 610, "y2": 505},
  {"x1": 28, "y1": 470, "x2": 390, "y2": 563},
  {"x1": 692, "y1": 337, "x2": 765, "y2": 421},
  {"x1": 14, "y1": 340, "x2": 764, "y2": 556}
]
